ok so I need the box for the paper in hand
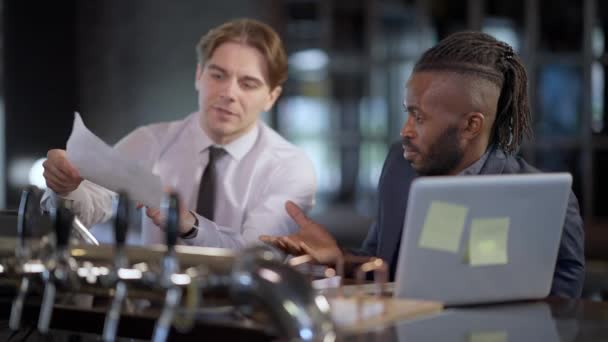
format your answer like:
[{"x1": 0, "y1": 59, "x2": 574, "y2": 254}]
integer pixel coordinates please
[{"x1": 66, "y1": 112, "x2": 163, "y2": 208}]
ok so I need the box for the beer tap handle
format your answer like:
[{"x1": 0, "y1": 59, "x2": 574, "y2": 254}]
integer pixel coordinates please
[
  {"x1": 160, "y1": 192, "x2": 180, "y2": 283},
  {"x1": 38, "y1": 205, "x2": 73, "y2": 334},
  {"x1": 16, "y1": 187, "x2": 33, "y2": 254},
  {"x1": 163, "y1": 192, "x2": 180, "y2": 252},
  {"x1": 16, "y1": 185, "x2": 43, "y2": 257},
  {"x1": 9, "y1": 187, "x2": 38, "y2": 330},
  {"x1": 102, "y1": 192, "x2": 131, "y2": 341},
  {"x1": 9, "y1": 277, "x2": 30, "y2": 330},
  {"x1": 103, "y1": 281, "x2": 127, "y2": 341},
  {"x1": 151, "y1": 286, "x2": 182, "y2": 342},
  {"x1": 37, "y1": 280, "x2": 56, "y2": 334},
  {"x1": 151, "y1": 192, "x2": 182, "y2": 341},
  {"x1": 54, "y1": 207, "x2": 73, "y2": 251},
  {"x1": 113, "y1": 192, "x2": 130, "y2": 249}
]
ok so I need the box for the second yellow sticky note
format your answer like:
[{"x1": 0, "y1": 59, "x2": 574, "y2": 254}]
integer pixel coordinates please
[{"x1": 468, "y1": 217, "x2": 510, "y2": 266}]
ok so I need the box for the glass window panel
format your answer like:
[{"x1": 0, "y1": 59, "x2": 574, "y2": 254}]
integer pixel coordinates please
[
  {"x1": 374, "y1": 3, "x2": 436, "y2": 61},
  {"x1": 358, "y1": 142, "x2": 388, "y2": 192},
  {"x1": 592, "y1": 62, "x2": 605, "y2": 133},
  {"x1": 536, "y1": 65, "x2": 582, "y2": 137},
  {"x1": 593, "y1": 26, "x2": 605, "y2": 58},
  {"x1": 289, "y1": 49, "x2": 329, "y2": 82},
  {"x1": 482, "y1": 17, "x2": 521, "y2": 52},
  {"x1": 293, "y1": 139, "x2": 341, "y2": 197},
  {"x1": 277, "y1": 96, "x2": 334, "y2": 138},
  {"x1": 389, "y1": 61, "x2": 415, "y2": 137},
  {"x1": 365, "y1": 64, "x2": 389, "y2": 138},
  {"x1": 360, "y1": 96, "x2": 388, "y2": 138}
]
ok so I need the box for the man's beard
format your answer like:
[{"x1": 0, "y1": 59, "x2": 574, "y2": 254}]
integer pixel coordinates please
[{"x1": 403, "y1": 125, "x2": 464, "y2": 176}]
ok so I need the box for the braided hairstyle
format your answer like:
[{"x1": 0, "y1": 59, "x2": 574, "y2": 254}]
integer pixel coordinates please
[{"x1": 413, "y1": 31, "x2": 532, "y2": 154}]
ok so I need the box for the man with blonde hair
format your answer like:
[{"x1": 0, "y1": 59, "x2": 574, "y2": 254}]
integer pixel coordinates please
[{"x1": 42, "y1": 19, "x2": 316, "y2": 248}]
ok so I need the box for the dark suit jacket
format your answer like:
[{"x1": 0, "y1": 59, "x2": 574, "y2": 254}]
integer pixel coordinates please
[{"x1": 354, "y1": 142, "x2": 585, "y2": 298}]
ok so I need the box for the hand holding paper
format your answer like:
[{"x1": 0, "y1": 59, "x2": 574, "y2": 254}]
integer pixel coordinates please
[
  {"x1": 65, "y1": 112, "x2": 163, "y2": 208},
  {"x1": 43, "y1": 149, "x2": 83, "y2": 195}
]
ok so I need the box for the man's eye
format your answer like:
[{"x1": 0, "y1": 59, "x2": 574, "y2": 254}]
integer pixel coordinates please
[
  {"x1": 408, "y1": 111, "x2": 422, "y2": 123},
  {"x1": 242, "y1": 81, "x2": 259, "y2": 89}
]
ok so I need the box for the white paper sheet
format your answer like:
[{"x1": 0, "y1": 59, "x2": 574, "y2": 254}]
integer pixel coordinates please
[{"x1": 66, "y1": 112, "x2": 163, "y2": 208}]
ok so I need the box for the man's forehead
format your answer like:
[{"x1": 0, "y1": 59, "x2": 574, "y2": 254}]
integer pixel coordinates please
[
  {"x1": 205, "y1": 42, "x2": 270, "y2": 82},
  {"x1": 404, "y1": 71, "x2": 476, "y2": 110}
]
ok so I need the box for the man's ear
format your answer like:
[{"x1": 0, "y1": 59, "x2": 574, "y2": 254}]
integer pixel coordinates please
[
  {"x1": 461, "y1": 112, "x2": 485, "y2": 141},
  {"x1": 195, "y1": 63, "x2": 203, "y2": 90},
  {"x1": 263, "y1": 86, "x2": 283, "y2": 112}
]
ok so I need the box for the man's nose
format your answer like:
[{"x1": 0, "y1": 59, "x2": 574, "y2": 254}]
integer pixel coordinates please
[
  {"x1": 400, "y1": 116, "x2": 416, "y2": 139},
  {"x1": 220, "y1": 77, "x2": 239, "y2": 101}
]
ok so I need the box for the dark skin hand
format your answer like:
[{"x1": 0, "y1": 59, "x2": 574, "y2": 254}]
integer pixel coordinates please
[{"x1": 260, "y1": 201, "x2": 345, "y2": 265}]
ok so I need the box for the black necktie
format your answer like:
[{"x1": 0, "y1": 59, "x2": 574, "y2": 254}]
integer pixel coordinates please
[{"x1": 196, "y1": 146, "x2": 224, "y2": 220}]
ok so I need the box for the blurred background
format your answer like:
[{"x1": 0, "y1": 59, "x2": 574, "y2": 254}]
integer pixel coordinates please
[{"x1": 1, "y1": 0, "x2": 607, "y2": 298}]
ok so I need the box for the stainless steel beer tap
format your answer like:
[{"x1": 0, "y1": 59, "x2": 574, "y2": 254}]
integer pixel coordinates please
[
  {"x1": 231, "y1": 245, "x2": 336, "y2": 341},
  {"x1": 37, "y1": 205, "x2": 80, "y2": 334},
  {"x1": 102, "y1": 192, "x2": 131, "y2": 342},
  {"x1": 151, "y1": 192, "x2": 184, "y2": 342},
  {"x1": 9, "y1": 187, "x2": 46, "y2": 330}
]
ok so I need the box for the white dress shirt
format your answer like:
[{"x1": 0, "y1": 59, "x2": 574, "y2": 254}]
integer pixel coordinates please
[{"x1": 41, "y1": 113, "x2": 317, "y2": 249}]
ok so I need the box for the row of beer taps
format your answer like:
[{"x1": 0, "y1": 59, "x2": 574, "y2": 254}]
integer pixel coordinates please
[{"x1": 0, "y1": 187, "x2": 336, "y2": 341}]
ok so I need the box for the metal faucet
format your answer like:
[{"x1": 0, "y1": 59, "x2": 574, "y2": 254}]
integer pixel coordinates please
[
  {"x1": 151, "y1": 192, "x2": 184, "y2": 342},
  {"x1": 102, "y1": 192, "x2": 131, "y2": 342},
  {"x1": 37, "y1": 205, "x2": 80, "y2": 334},
  {"x1": 3, "y1": 190, "x2": 336, "y2": 341},
  {"x1": 9, "y1": 187, "x2": 46, "y2": 330},
  {"x1": 231, "y1": 245, "x2": 337, "y2": 341}
]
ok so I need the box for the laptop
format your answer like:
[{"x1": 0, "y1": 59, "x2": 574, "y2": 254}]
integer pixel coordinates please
[{"x1": 394, "y1": 173, "x2": 572, "y2": 305}]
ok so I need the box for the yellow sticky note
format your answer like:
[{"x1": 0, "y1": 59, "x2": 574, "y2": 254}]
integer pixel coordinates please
[
  {"x1": 467, "y1": 330, "x2": 507, "y2": 342},
  {"x1": 468, "y1": 217, "x2": 510, "y2": 266},
  {"x1": 418, "y1": 201, "x2": 468, "y2": 253}
]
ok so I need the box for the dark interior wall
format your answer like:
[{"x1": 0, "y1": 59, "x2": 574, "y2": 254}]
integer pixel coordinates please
[
  {"x1": 3, "y1": 1, "x2": 78, "y2": 207},
  {"x1": 3, "y1": 1, "x2": 276, "y2": 208}
]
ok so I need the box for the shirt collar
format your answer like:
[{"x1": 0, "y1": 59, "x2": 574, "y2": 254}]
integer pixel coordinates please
[
  {"x1": 220, "y1": 123, "x2": 259, "y2": 160},
  {"x1": 459, "y1": 146, "x2": 493, "y2": 176},
  {"x1": 189, "y1": 113, "x2": 259, "y2": 161}
]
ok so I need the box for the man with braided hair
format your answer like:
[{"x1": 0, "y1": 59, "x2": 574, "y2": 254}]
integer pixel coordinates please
[{"x1": 261, "y1": 31, "x2": 585, "y2": 298}]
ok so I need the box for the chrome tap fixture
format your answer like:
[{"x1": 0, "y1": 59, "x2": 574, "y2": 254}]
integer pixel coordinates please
[
  {"x1": 38, "y1": 205, "x2": 80, "y2": 334},
  {"x1": 102, "y1": 192, "x2": 131, "y2": 342},
  {"x1": 231, "y1": 245, "x2": 336, "y2": 342},
  {"x1": 9, "y1": 187, "x2": 46, "y2": 330},
  {"x1": 0, "y1": 186, "x2": 338, "y2": 341},
  {"x1": 151, "y1": 192, "x2": 184, "y2": 342}
]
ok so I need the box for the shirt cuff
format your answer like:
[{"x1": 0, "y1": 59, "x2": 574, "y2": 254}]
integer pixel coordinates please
[
  {"x1": 179, "y1": 211, "x2": 199, "y2": 239},
  {"x1": 40, "y1": 186, "x2": 85, "y2": 212}
]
